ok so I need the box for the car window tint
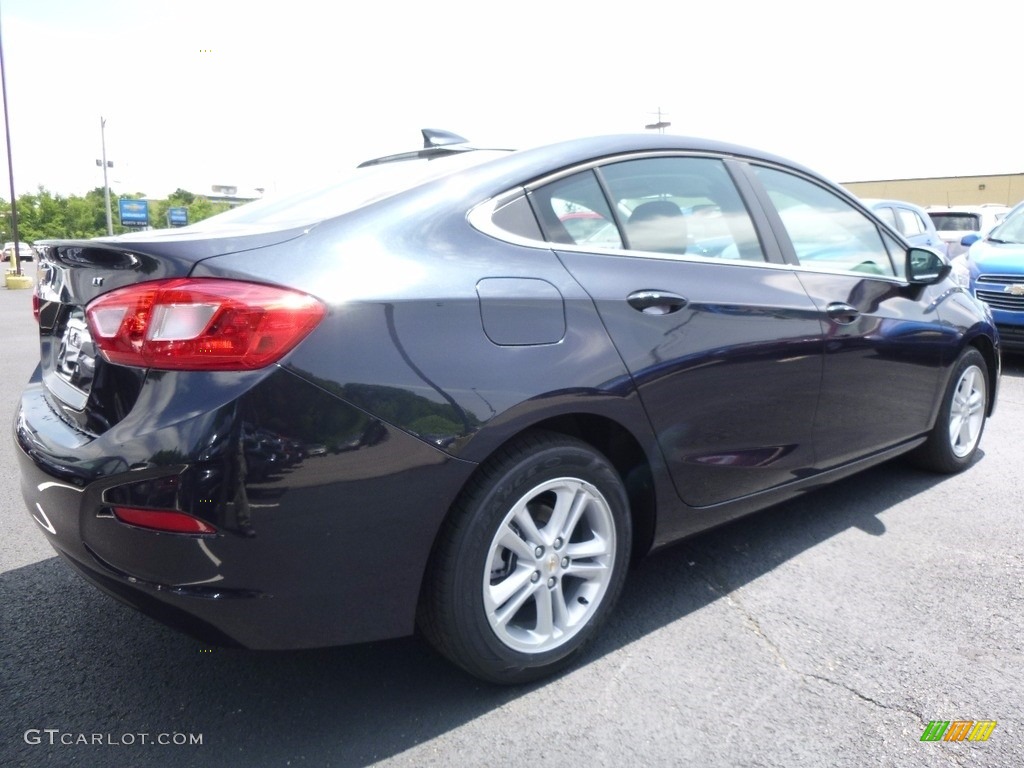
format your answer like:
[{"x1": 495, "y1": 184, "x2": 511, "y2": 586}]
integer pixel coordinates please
[
  {"x1": 897, "y1": 208, "x2": 926, "y2": 236},
  {"x1": 930, "y1": 213, "x2": 981, "y2": 232},
  {"x1": 599, "y1": 157, "x2": 764, "y2": 261},
  {"x1": 754, "y1": 167, "x2": 896, "y2": 277},
  {"x1": 882, "y1": 230, "x2": 907, "y2": 278},
  {"x1": 530, "y1": 171, "x2": 623, "y2": 248}
]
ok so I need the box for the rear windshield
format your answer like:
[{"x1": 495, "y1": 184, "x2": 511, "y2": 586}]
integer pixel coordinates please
[
  {"x1": 929, "y1": 213, "x2": 981, "y2": 232},
  {"x1": 186, "y1": 150, "x2": 510, "y2": 230}
]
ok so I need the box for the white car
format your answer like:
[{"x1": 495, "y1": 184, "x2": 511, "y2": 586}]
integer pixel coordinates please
[
  {"x1": 2, "y1": 241, "x2": 38, "y2": 263},
  {"x1": 927, "y1": 204, "x2": 1010, "y2": 259},
  {"x1": 863, "y1": 198, "x2": 948, "y2": 256}
]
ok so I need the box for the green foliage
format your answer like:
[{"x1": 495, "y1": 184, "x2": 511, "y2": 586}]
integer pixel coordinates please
[{"x1": 0, "y1": 185, "x2": 235, "y2": 242}]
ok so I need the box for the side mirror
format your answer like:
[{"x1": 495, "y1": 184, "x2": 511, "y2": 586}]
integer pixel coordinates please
[
  {"x1": 961, "y1": 233, "x2": 981, "y2": 247},
  {"x1": 906, "y1": 247, "x2": 952, "y2": 285}
]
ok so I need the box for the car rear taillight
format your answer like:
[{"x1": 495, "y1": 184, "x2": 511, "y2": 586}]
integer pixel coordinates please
[
  {"x1": 112, "y1": 506, "x2": 218, "y2": 535},
  {"x1": 86, "y1": 278, "x2": 325, "y2": 371}
]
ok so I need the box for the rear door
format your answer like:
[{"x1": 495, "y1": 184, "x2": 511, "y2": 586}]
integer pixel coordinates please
[{"x1": 530, "y1": 156, "x2": 825, "y2": 509}]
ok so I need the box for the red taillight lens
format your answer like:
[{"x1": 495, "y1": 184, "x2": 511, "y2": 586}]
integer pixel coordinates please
[
  {"x1": 86, "y1": 278, "x2": 325, "y2": 370},
  {"x1": 112, "y1": 507, "x2": 218, "y2": 535}
]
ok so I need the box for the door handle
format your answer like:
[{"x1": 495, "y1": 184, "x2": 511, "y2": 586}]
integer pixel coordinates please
[
  {"x1": 627, "y1": 290, "x2": 688, "y2": 315},
  {"x1": 826, "y1": 302, "x2": 860, "y2": 324}
]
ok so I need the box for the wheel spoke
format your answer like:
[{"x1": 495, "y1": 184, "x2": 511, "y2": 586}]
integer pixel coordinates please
[
  {"x1": 565, "y1": 560, "x2": 609, "y2": 579},
  {"x1": 511, "y1": 503, "x2": 544, "y2": 547},
  {"x1": 550, "y1": 582, "x2": 570, "y2": 632},
  {"x1": 566, "y1": 535, "x2": 611, "y2": 561},
  {"x1": 548, "y1": 484, "x2": 588, "y2": 543},
  {"x1": 956, "y1": 414, "x2": 979, "y2": 450},
  {"x1": 496, "y1": 525, "x2": 537, "y2": 562},
  {"x1": 488, "y1": 568, "x2": 539, "y2": 627},
  {"x1": 949, "y1": 413, "x2": 965, "y2": 446},
  {"x1": 967, "y1": 388, "x2": 984, "y2": 415},
  {"x1": 533, "y1": 584, "x2": 554, "y2": 637}
]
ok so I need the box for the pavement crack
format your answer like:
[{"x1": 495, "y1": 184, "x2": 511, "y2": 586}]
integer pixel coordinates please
[
  {"x1": 697, "y1": 564, "x2": 928, "y2": 728},
  {"x1": 801, "y1": 671, "x2": 926, "y2": 725},
  {"x1": 697, "y1": 568, "x2": 790, "y2": 670}
]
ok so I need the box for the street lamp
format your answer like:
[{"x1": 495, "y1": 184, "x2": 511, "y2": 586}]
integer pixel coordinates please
[{"x1": 97, "y1": 117, "x2": 113, "y2": 235}]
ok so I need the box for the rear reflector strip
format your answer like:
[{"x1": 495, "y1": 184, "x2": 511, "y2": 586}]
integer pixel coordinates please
[{"x1": 112, "y1": 507, "x2": 218, "y2": 535}]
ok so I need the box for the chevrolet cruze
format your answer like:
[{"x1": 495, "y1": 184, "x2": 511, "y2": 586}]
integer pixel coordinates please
[{"x1": 17, "y1": 131, "x2": 999, "y2": 683}]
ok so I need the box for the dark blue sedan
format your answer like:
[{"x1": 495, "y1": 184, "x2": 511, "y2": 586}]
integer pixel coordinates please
[{"x1": 17, "y1": 131, "x2": 999, "y2": 683}]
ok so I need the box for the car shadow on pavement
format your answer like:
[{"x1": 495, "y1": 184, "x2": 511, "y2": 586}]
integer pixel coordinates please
[
  {"x1": 0, "y1": 458, "x2": 951, "y2": 768},
  {"x1": 1000, "y1": 354, "x2": 1024, "y2": 377}
]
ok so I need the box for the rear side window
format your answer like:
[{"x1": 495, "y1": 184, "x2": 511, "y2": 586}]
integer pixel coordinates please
[
  {"x1": 896, "y1": 207, "x2": 927, "y2": 236},
  {"x1": 529, "y1": 156, "x2": 765, "y2": 261},
  {"x1": 754, "y1": 166, "x2": 896, "y2": 277},
  {"x1": 874, "y1": 206, "x2": 897, "y2": 229},
  {"x1": 531, "y1": 171, "x2": 623, "y2": 248}
]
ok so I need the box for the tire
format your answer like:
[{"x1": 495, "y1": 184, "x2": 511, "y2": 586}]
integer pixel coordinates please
[
  {"x1": 911, "y1": 347, "x2": 988, "y2": 473},
  {"x1": 418, "y1": 431, "x2": 632, "y2": 684}
]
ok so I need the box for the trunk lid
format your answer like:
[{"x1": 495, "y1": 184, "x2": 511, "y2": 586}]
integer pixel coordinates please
[{"x1": 35, "y1": 226, "x2": 307, "y2": 434}]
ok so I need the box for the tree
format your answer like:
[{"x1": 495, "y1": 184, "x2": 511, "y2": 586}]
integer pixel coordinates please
[{"x1": 1, "y1": 185, "x2": 237, "y2": 241}]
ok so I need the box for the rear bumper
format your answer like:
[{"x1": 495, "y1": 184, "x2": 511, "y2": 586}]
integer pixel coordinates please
[{"x1": 15, "y1": 367, "x2": 476, "y2": 649}]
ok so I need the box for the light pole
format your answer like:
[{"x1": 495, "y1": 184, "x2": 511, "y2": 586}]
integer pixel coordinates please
[
  {"x1": 0, "y1": 15, "x2": 24, "y2": 275},
  {"x1": 98, "y1": 117, "x2": 113, "y2": 235},
  {"x1": 645, "y1": 107, "x2": 671, "y2": 134}
]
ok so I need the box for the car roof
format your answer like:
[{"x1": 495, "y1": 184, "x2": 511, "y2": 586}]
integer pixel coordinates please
[
  {"x1": 860, "y1": 198, "x2": 933, "y2": 214},
  {"x1": 508, "y1": 133, "x2": 823, "y2": 178},
  {"x1": 926, "y1": 204, "x2": 1010, "y2": 213},
  {"x1": 861, "y1": 198, "x2": 929, "y2": 211}
]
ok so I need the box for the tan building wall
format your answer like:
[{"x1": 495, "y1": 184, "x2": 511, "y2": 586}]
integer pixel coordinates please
[{"x1": 842, "y1": 174, "x2": 1024, "y2": 208}]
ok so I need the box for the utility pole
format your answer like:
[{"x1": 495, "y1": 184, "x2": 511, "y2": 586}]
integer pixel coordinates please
[
  {"x1": 99, "y1": 117, "x2": 113, "y2": 235},
  {"x1": 0, "y1": 16, "x2": 23, "y2": 275},
  {"x1": 645, "y1": 107, "x2": 671, "y2": 134}
]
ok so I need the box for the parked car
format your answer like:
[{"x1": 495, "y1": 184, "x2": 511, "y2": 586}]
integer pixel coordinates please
[
  {"x1": 927, "y1": 204, "x2": 1010, "y2": 259},
  {"x1": 862, "y1": 198, "x2": 948, "y2": 256},
  {"x1": 2, "y1": 240, "x2": 37, "y2": 262},
  {"x1": 951, "y1": 205, "x2": 1024, "y2": 350},
  {"x1": 18, "y1": 131, "x2": 1000, "y2": 684}
]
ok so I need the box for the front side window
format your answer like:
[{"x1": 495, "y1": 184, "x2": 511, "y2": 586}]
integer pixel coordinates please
[{"x1": 754, "y1": 167, "x2": 896, "y2": 277}]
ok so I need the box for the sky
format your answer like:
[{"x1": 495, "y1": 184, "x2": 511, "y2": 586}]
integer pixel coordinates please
[{"x1": 0, "y1": 0, "x2": 1020, "y2": 200}]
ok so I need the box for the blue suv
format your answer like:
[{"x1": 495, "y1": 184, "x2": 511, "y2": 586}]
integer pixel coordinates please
[{"x1": 954, "y1": 204, "x2": 1024, "y2": 350}]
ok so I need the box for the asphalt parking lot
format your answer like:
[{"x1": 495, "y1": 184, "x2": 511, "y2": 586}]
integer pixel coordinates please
[{"x1": 1, "y1": 264, "x2": 1021, "y2": 767}]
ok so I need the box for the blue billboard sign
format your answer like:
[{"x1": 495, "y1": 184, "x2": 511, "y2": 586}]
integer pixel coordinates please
[
  {"x1": 168, "y1": 207, "x2": 188, "y2": 227},
  {"x1": 118, "y1": 198, "x2": 149, "y2": 227}
]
